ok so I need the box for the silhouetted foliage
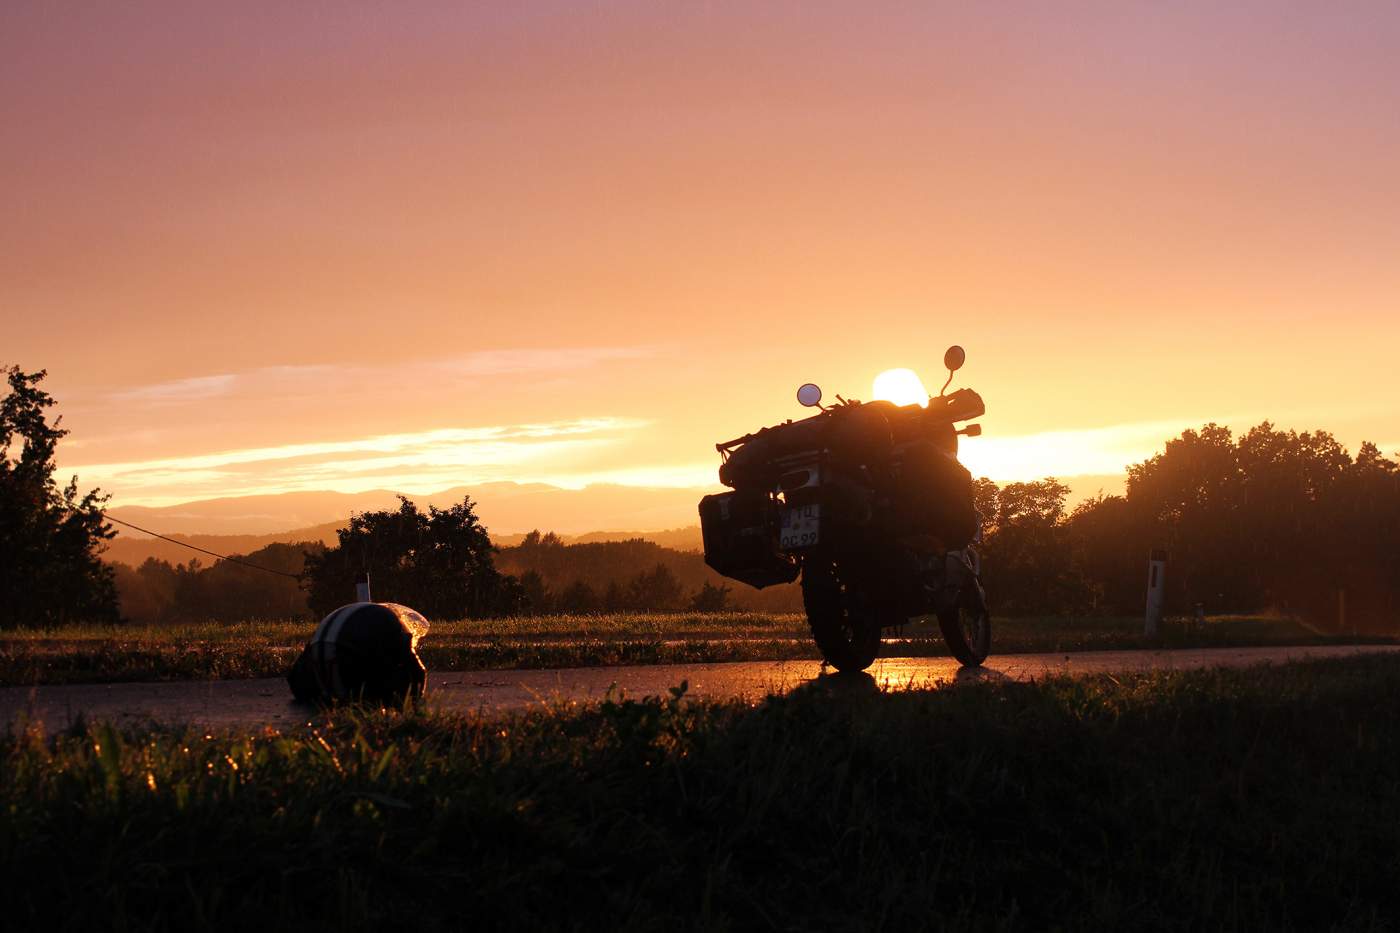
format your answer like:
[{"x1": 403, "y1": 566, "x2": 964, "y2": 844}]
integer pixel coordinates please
[
  {"x1": 518, "y1": 569, "x2": 552, "y2": 613},
  {"x1": 112, "y1": 543, "x2": 319, "y2": 624},
  {"x1": 602, "y1": 580, "x2": 627, "y2": 613},
  {"x1": 1111, "y1": 422, "x2": 1400, "y2": 627},
  {"x1": 977, "y1": 478, "x2": 1094, "y2": 615},
  {"x1": 972, "y1": 422, "x2": 1400, "y2": 628},
  {"x1": 0, "y1": 366, "x2": 118, "y2": 627},
  {"x1": 628, "y1": 563, "x2": 685, "y2": 611},
  {"x1": 557, "y1": 579, "x2": 600, "y2": 612},
  {"x1": 1065, "y1": 494, "x2": 1142, "y2": 613},
  {"x1": 302, "y1": 496, "x2": 523, "y2": 619},
  {"x1": 499, "y1": 530, "x2": 803, "y2": 613},
  {"x1": 690, "y1": 581, "x2": 733, "y2": 612},
  {"x1": 98, "y1": 422, "x2": 1400, "y2": 630}
]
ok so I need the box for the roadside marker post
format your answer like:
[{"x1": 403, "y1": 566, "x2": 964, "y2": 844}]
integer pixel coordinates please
[
  {"x1": 1145, "y1": 549, "x2": 1167, "y2": 637},
  {"x1": 356, "y1": 571, "x2": 372, "y2": 603}
]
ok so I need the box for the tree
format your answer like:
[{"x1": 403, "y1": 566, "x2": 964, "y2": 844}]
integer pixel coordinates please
[
  {"x1": 601, "y1": 580, "x2": 627, "y2": 612},
  {"x1": 519, "y1": 570, "x2": 552, "y2": 614},
  {"x1": 971, "y1": 477, "x2": 1000, "y2": 531},
  {"x1": 1125, "y1": 423, "x2": 1247, "y2": 609},
  {"x1": 0, "y1": 366, "x2": 118, "y2": 627},
  {"x1": 302, "y1": 495, "x2": 523, "y2": 619},
  {"x1": 556, "y1": 580, "x2": 600, "y2": 613},
  {"x1": 690, "y1": 580, "x2": 732, "y2": 612},
  {"x1": 1085, "y1": 422, "x2": 1400, "y2": 626},
  {"x1": 1328, "y1": 441, "x2": 1400, "y2": 625},
  {"x1": 628, "y1": 563, "x2": 685, "y2": 611},
  {"x1": 111, "y1": 557, "x2": 183, "y2": 624},
  {"x1": 977, "y1": 478, "x2": 1092, "y2": 614},
  {"x1": 1066, "y1": 494, "x2": 1145, "y2": 613},
  {"x1": 112, "y1": 543, "x2": 322, "y2": 624}
]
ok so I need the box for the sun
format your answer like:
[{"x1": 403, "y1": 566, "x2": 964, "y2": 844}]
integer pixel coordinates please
[{"x1": 871, "y1": 368, "x2": 930, "y2": 408}]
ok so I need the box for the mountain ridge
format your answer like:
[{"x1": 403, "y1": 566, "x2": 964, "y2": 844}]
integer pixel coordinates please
[
  {"x1": 104, "y1": 474, "x2": 1125, "y2": 565},
  {"x1": 108, "y1": 481, "x2": 715, "y2": 538},
  {"x1": 103, "y1": 522, "x2": 704, "y2": 568}
]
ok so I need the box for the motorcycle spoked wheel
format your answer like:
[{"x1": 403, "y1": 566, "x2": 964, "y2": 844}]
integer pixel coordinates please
[
  {"x1": 937, "y1": 604, "x2": 991, "y2": 667},
  {"x1": 801, "y1": 565, "x2": 887, "y2": 673}
]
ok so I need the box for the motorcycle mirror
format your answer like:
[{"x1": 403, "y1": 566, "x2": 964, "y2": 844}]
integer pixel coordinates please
[
  {"x1": 796, "y1": 383, "x2": 823, "y2": 407},
  {"x1": 939, "y1": 345, "x2": 967, "y2": 396}
]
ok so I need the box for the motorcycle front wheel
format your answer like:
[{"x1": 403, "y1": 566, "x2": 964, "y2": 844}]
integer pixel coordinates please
[
  {"x1": 801, "y1": 564, "x2": 885, "y2": 673},
  {"x1": 938, "y1": 605, "x2": 991, "y2": 667}
]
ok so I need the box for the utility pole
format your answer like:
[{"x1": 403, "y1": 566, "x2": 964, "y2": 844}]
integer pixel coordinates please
[{"x1": 1145, "y1": 548, "x2": 1167, "y2": 637}]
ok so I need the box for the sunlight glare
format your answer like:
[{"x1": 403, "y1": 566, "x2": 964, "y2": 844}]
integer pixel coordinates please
[{"x1": 872, "y1": 369, "x2": 930, "y2": 408}]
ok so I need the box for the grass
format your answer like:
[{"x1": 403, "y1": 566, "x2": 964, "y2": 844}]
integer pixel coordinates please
[
  {"x1": 0, "y1": 612, "x2": 1390, "y2": 687},
  {"x1": 5, "y1": 653, "x2": 1400, "y2": 930}
]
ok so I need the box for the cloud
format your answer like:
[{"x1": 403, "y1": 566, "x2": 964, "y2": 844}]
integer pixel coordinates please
[
  {"x1": 110, "y1": 374, "x2": 238, "y2": 404},
  {"x1": 73, "y1": 411, "x2": 1194, "y2": 509},
  {"x1": 67, "y1": 417, "x2": 650, "y2": 506},
  {"x1": 428, "y1": 347, "x2": 653, "y2": 376},
  {"x1": 105, "y1": 346, "x2": 654, "y2": 408},
  {"x1": 73, "y1": 397, "x2": 1391, "y2": 510}
]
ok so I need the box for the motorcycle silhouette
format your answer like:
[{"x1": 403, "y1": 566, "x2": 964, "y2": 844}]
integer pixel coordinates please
[{"x1": 699, "y1": 346, "x2": 990, "y2": 670}]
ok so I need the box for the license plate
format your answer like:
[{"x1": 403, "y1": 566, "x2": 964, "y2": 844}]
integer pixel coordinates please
[{"x1": 778, "y1": 504, "x2": 820, "y2": 550}]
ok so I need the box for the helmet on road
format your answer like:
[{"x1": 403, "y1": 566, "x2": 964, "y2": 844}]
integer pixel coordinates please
[{"x1": 288, "y1": 601, "x2": 428, "y2": 704}]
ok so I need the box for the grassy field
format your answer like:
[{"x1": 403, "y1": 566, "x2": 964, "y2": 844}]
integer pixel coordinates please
[
  {"x1": 0, "y1": 611, "x2": 1389, "y2": 686},
  {"x1": 5, "y1": 653, "x2": 1399, "y2": 930}
]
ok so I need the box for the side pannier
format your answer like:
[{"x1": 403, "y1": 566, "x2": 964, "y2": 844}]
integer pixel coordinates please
[{"x1": 699, "y1": 490, "x2": 800, "y2": 589}]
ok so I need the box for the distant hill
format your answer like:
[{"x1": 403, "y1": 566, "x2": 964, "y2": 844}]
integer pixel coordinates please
[
  {"x1": 105, "y1": 520, "x2": 704, "y2": 568},
  {"x1": 108, "y1": 481, "x2": 714, "y2": 538},
  {"x1": 103, "y1": 522, "x2": 343, "y2": 568},
  {"x1": 104, "y1": 474, "x2": 1122, "y2": 566},
  {"x1": 574, "y1": 526, "x2": 702, "y2": 551},
  {"x1": 494, "y1": 526, "x2": 703, "y2": 552},
  {"x1": 106, "y1": 529, "x2": 797, "y2": 619},
  {"x1": 497, "y1": 536, "x2": 801, "y2": 612}
]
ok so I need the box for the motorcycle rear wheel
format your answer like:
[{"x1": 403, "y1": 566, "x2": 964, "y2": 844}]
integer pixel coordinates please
[
  {"x1": 938, "y1": 605, "x2": 991, "y2": 667},
  {"x1": 801, "y1": 568, "x2": 884, "y2": 673}
]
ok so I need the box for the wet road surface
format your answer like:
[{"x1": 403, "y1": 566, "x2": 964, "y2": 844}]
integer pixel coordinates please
[{"x1": 4, "y1": 643, "x2": 1397, "y2": 732}]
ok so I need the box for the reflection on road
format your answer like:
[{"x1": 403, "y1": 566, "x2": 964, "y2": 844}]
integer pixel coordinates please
[{"x1": 3, "y1": 644, "x2": 1398, "y2": 732}]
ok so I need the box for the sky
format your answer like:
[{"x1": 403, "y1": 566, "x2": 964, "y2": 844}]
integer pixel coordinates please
[{"x1": 4, "y1": 2, "x2": 1398, "y2": 510}]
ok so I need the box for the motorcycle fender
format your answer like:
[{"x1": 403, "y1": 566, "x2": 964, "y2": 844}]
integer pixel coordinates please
[
  {"x1": 935, "y1": 550, "x2": 986, "y2": 615},
  {"x1": 943, "y1": 550, "x2": 974, "y2": 588}
]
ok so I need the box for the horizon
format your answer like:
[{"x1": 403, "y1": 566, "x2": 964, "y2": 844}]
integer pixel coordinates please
[
  {"x1": 6, "y1": 4, "x2": 1399, "y2": 510},
  {"x1": 61, "y1": 408, "x2": 1400, "y2": 513},
  {"x1": 101, "y1": 473, "x2": 1129, "y2": 540}
]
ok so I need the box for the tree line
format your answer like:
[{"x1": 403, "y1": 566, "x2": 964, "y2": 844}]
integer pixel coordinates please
[
  {"x1": 500, "y1": 531, "x2": 796, "y2": 614},
  {"x1": 979, "y1": 424, "x2": 1399, "y2": 630},
  {"x1": 109, "y1": 528, "x2": 758, "y2": 624},
  {"x1": 4, "y1": 366, "x2": 1397, "y2": 629},
  {"x1": 111, "y1": 544, "x2": 314, "y2": 624}
]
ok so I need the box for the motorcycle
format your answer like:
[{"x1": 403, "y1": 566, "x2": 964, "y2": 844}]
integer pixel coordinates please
[{"x1": 698, "y1": 346, "x2": 991, "y2": 671}]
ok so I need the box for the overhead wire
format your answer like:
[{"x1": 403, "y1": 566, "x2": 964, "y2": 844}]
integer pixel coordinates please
[{"x1": 104, "y1": 515, "x2": 303, "y2": 580}]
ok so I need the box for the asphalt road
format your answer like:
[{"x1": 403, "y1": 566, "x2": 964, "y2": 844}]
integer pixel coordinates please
[{"x1": 4, "y1": 643, "x2": 1398, "y2": 733}]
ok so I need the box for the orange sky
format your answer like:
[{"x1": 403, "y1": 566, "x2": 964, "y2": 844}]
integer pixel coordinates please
[{"x1": 4, "y1": 2, "x2": 1398, "y2": 508}]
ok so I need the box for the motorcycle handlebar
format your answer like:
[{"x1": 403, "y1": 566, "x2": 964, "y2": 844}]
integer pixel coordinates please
[{"x1": 716, "y1": 388, "x2": 984, "y2": 456}]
